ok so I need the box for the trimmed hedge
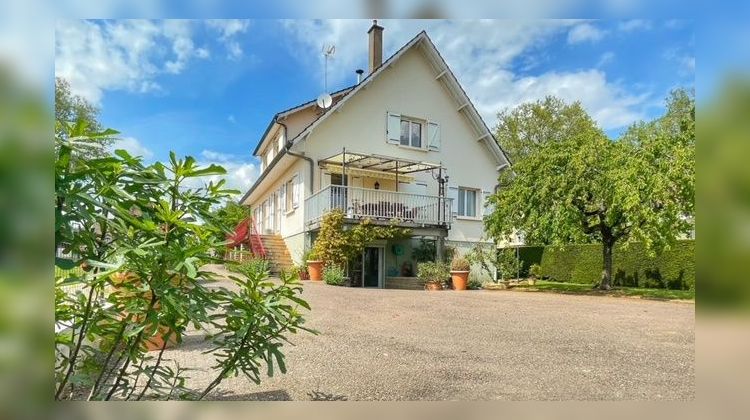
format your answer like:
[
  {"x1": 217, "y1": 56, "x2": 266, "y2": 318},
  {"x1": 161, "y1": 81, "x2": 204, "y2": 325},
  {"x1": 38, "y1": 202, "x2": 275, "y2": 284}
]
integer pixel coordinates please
[{"x1": 517, "y1": 240, "x2": 695, "y2": 290}]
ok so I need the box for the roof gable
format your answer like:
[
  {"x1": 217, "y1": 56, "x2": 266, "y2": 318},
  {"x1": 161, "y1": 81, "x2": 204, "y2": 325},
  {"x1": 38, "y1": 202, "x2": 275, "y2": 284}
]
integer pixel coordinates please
[{"x1": 288, "y1": 31, "x2": 511, "y2": 168}]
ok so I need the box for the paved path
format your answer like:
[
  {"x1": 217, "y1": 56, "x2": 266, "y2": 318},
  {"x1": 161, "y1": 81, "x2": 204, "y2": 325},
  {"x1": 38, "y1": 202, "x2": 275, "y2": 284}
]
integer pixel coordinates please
[{"x1": 167, "y1": 272, "x2": 694, "y2": 400}]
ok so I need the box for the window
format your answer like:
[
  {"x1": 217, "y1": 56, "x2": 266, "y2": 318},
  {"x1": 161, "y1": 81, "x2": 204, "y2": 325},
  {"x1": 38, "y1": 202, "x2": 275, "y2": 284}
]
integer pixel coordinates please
[
  {"x1": 399, "y1": 118, "x2": 422, "y2": 148},
  {"x1": 285, "y1": 178, "x2": 294, "y2": 211},
  {"x1": 457, "y1": 187, "x2": 478, "y2": 218}
]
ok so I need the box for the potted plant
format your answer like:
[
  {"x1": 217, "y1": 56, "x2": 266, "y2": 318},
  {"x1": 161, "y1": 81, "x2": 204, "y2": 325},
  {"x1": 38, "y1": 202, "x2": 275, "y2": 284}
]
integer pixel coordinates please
[
  {"x1": 109, "y1": 271, "x2": 180, "y2": 351},
  {"x1": 528, "y1": 263, "x2": 541, "y2": 286},
  {"x1": 306, "y1": 249, "x2": 324, "y2": 281},
  {"x1": 418, "y1": 261, "x2": 449, "y2": 291},
  {"x1": 450, "y1": 255, "x2": 471, "y2": 291}
]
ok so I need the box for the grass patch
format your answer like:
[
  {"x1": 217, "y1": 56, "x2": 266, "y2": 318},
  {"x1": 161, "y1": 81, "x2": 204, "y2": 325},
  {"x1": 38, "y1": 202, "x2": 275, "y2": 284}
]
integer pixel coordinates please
[{"x1": 515, "y1": 280, "x2": 694, "y2": 301}]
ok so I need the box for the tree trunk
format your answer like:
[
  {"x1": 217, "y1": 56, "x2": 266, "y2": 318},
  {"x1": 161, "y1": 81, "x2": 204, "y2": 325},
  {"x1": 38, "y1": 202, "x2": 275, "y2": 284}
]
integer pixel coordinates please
[{"x1": 599, "y1": 238, "x2": 614, "y2": 290}]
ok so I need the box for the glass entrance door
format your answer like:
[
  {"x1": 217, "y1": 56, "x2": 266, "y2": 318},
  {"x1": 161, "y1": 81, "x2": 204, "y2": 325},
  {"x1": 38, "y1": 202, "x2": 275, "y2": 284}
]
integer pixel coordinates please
[{"x1": 363, "y1": 247, "x2": 382, "y2": 288}]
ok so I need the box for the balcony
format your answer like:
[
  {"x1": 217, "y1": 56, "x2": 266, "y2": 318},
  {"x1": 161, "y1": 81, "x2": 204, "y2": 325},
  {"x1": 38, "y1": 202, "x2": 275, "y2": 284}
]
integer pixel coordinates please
[{"x1": 304, "y1": 185, "x2": 453, "y2": 228}]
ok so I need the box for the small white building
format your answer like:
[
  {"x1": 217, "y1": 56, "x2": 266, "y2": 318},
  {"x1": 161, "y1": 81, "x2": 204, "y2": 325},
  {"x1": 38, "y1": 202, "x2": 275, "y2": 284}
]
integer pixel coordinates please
[{"x1": 239, "y1": 21, "x2": 511, "y2": 287}]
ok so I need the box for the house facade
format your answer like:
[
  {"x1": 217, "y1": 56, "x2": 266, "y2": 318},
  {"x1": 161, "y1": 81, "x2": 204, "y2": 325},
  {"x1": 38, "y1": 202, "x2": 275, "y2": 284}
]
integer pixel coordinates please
[{"x1": 239, "y1": 22, "x2": 511, "y2": 287}]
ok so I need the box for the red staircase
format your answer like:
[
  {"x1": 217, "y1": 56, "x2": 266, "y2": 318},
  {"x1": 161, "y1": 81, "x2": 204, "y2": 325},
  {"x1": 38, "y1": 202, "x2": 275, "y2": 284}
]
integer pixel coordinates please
[
  {"x1": 227, "y1": 217, "x2": 266, "y2": 259},
  {"x1": 248, "y1": 218, "x2": 266, "y2": 258}
]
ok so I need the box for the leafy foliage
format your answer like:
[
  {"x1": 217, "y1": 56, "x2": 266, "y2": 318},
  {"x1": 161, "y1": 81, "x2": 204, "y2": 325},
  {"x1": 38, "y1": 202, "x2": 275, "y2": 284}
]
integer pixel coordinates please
[
  {"x1": 518, "y1": 241, "x2": 695, "y2": 290},
  {"x1": 212, "y1": 201, "x2": 253, "y2": 233},
  {"x1": 322, "y1": 265, "x2": 347, "y2": 286},
  {"x1": 55, "y1": 77, "x2": 114, "y2": 159},
  {"x1": 412, "y1": 239, "x2": 436, "y2": 263},
  {"x1": 486, "y1": 91, "x2": 694, "y2": 289},
  {"x1": 528, "y1": 264, "x2": 542, "y2": 279},
  {"x1": 417, "y1": 261, "x2": 450, "y2": 286},
  {"x1": 311, "y1": 209, "x2": 411, "y2": 268},
  {"x1": 496, "y1": 248, "x2": 522, "y2": 281},
  {"x1": 55, "y1": 120, "x2": 312, "y2": 400},
  {"x1": 450, "y1": 255, "x2": 470, "y2": 271},
  {"x1": 494, "y1": 96, "x2": 596, "y2": 164}
]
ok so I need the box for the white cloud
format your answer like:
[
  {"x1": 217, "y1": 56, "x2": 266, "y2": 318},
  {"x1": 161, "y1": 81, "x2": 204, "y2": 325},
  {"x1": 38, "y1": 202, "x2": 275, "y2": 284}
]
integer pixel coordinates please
[
  {"x1": 664, "y1": 19, "x2": 689, "y2": 30},
  {"x1": 227, "y1": 114, "x2": 237, "y2": 124},
  {"x1": 281, "y1": 20, "x2": 647, "y2": 131},
  {"x1": 194, "y1": 150, "x2": 259, "y2": 193},
  {"x1": 282, "y1": 19, "x2": 578, "y2": 90},
  {"x1": 55, "y1": 20, "x2": 213, "y2": 103},
  {"x1": 664, "y1": 47, "x2": 695, "y2": 76},
  {"x1": 567, "y1": 23, "x2": 607, "y2": 44},
  {"x1": 470, "y1": 69, "x2": 649, "y2": 130},
  {"x1": 597, "y1": 51, "x2": 615, "y2": 67},
  {"x1": 206, "y1": 19, "x2": 250, "y2": 59},
  {"x1": 617, "y1": 19, "x2": 652, "y2": 32},
  {"x1": 111, "y1": 136, "x2": 153, "y2": 159}
]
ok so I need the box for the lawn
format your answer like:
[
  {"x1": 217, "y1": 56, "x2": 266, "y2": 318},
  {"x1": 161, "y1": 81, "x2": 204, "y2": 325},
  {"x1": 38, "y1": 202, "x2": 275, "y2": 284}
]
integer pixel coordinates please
[{"x1": 513, "y1": 280, "x2": 694, "y2": 301}]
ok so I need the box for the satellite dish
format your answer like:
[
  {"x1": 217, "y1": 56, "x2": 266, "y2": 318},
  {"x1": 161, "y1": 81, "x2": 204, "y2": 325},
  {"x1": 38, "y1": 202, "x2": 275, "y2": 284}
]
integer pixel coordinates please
[{"x1": 316, "y1": 93, "x2": 333, "y2": 109}]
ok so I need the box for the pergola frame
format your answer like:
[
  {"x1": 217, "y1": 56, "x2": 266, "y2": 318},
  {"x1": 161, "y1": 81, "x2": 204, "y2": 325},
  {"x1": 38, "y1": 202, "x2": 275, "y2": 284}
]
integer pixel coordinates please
[
  {"x1": 318, "y1": 148, "x2": 444, "y2": 187},
  {"x1": 318, "y1": 147, "x2": 451, "y2": 260}
]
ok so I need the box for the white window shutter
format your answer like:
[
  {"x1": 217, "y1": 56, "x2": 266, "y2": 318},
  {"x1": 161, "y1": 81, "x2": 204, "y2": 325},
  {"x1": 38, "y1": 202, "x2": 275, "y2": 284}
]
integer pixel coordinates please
[
  {"x1": 280, "y1": 185, "x2": 286, "y2": 212},
  {"x1": 386, "y1": 112, "x2": 401, "y2": 144},
  {"x1": 427, "y1": 122, "x2": 440, "y2": 151},
  {"x1": 292, "y1": 173, "x2": 300, "y2": 208},
  {"x1": 447, "y1": 186, "x2": 459, "y2": 219},
  {"x1": 482, "y1": 190, "x2": 494, "y2": 217}
]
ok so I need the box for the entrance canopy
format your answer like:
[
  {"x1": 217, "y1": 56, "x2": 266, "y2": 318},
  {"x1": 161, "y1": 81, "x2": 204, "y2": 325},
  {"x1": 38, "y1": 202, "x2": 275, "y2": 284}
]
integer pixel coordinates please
[{"x1": 318, "y1": 149, "x2": 442, "y2": 175}]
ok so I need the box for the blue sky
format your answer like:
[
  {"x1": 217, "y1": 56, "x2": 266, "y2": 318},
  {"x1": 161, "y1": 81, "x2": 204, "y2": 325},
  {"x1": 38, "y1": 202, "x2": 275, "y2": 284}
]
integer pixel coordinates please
[{"x1": 55, "y1": 19, "x2": 694, "y2": 191}]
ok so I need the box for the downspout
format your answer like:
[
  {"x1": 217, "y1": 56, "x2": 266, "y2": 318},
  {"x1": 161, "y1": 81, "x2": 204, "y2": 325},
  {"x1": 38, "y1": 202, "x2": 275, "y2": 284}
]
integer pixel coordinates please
[
  {"x1": 277, "y1": 118, "x2": 315, "y2": 252},
  {"x1": 278, "y1": 118, "x2": 315, "y2": 195}
]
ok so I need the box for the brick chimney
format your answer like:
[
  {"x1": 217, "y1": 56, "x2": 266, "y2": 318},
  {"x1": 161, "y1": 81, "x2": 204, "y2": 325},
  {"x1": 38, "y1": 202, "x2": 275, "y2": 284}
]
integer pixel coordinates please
[{"x1": 368, "y1": 19, "x2": 384, "y2": 74}]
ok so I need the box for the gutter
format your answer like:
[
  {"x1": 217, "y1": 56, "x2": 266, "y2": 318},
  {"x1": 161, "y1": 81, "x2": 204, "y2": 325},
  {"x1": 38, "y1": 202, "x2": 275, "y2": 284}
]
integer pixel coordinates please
[{"x1": 238, "y1": 117, "x2": 315, "y2": 205}]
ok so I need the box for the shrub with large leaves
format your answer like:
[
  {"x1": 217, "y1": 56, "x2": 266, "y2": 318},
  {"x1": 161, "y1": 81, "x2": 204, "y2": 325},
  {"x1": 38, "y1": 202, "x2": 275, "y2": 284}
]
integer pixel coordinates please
[{"x1": 54, "y1": 120, "x2": 312, "y2": 400}]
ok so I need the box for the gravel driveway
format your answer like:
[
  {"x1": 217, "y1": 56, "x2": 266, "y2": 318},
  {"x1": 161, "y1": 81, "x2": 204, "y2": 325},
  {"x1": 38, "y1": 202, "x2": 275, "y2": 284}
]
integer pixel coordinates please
[{"x1": 166, "y1": 270, "x2": 694, "y2": 401}]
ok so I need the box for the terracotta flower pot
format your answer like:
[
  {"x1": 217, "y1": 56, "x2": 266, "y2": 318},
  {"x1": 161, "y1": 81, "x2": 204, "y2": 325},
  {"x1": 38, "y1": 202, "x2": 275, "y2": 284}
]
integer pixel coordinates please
[
  {"x1": 307, "y1": 260, "x2": 324, "y2": 281},
  {"x1": 110, "y1": 272, "x2": 182, "y2": 352},
  {"x1": 424, "y1": 281, "x2": 444, "y2": 291},
  {"x1": 450, "y1": 271, "x2": 470, "y2": 290}
]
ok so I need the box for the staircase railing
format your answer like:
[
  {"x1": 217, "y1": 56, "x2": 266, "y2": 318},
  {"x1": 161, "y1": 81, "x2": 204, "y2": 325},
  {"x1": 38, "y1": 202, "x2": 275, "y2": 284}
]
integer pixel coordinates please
[{"x1": 248, "y1": 217, "x2": 267, "y2": 258}]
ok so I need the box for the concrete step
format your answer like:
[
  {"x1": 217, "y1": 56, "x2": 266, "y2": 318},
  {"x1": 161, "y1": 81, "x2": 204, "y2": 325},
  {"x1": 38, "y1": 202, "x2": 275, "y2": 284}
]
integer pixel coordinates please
[{"x1": 258, "y1": 235, "x2": 294, "y2": 274}]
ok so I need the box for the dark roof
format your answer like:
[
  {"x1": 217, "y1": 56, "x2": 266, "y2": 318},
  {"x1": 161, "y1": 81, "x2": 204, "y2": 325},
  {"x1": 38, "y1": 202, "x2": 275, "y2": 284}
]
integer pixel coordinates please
[{"x1": 251, "y1": 85, "x2": 355, "y2": 156}]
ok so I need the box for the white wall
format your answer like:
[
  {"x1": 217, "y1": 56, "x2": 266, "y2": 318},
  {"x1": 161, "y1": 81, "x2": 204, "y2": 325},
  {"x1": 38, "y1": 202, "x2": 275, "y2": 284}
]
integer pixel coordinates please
[{"x1": 298, "y1": 46, "x2": 499, "y2": 243}]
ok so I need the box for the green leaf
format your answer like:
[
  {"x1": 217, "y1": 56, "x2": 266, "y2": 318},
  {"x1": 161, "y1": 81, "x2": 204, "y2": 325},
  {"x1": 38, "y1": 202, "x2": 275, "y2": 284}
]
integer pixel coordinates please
[
  {"x1": 185, "y1": 164, "x2": 226, "y2": 178},
  {"x1": 55, "y1": 257, "x2": 77, "y2": 270}
]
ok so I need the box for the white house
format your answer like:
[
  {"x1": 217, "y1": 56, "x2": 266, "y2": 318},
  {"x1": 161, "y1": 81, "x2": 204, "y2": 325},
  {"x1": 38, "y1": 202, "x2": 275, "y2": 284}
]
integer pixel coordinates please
[{"x1": 239, "y1": 21, "x2": 511, "y2": 287}]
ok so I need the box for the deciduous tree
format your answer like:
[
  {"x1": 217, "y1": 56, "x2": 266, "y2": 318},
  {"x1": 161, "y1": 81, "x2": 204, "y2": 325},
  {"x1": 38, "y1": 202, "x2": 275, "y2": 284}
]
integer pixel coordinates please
[{"x1": 486, "y1": 90, "x2": 694, "y2": 289}]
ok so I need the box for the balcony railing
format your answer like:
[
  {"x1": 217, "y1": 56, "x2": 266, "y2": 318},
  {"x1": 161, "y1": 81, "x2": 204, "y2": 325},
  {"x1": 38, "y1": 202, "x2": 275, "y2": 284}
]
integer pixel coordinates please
[{"x1": 304, "y1": 185, "x2": 452, "y2": 227}]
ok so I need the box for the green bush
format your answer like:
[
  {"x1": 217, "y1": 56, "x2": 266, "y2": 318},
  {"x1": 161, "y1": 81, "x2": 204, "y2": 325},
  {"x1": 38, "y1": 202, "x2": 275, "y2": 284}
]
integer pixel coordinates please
[
  {"x1": 450, "y1": 255, "x2": 470, "y2": 271},
  {"x1": 528, "y1": 264, "x2": 542, "y2": 279},
  {"x1": 467, "y1": 278, "x2": 484, "y2": 290},
  {"x1": 322, "y1": 265, "x2": 346, "y2": 286},
  {"x1": 417, "y1": 261, "x2": 450, "y2": 286},
  {"x1": 517, "y1": 240, "x2": 694, "y2": 290}
]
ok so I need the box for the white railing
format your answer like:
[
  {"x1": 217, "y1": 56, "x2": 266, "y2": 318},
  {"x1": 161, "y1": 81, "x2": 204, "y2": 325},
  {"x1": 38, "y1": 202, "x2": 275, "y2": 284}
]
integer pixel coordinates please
[{"x1": 305, "y1": 185, "x2": 452, "y2": 227}]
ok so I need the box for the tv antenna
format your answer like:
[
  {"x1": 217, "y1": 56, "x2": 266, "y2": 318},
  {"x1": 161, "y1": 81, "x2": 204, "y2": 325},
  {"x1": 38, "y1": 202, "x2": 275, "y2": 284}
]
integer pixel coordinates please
[{"x1": 322, "y1": 44, "x2": 336, "y2": 93}]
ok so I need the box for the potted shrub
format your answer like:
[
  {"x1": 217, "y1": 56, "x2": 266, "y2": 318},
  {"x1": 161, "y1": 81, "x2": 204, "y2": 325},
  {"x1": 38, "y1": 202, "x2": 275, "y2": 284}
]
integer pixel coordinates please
[
  {"x1": 297, "y1": 265, "x2": 310, "y2": 280},
  {"x1": 306, "y1": 249, "x2": 324, "y2": 281},
  {"x1": 297, "y1": 249, "x2": 312, "y2": 280},
  {"x1": 418, "y1": 261, "x2": 449, "y2": 291},
  {"x1": 109, "y1": 271, "x2": 180, "y2": 351},
  {"x1": 528, "y1": 263, "x2": 542, "y2": 286},
  {"x1": 449, "y1": 255, "x2": 471, "y2": 290}
]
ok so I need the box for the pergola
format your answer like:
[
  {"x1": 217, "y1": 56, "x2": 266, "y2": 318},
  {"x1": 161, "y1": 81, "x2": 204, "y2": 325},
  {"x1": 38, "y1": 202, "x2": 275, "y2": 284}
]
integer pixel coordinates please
[{"x1": 317, "y1": 148, "x2": 445, "y2": 192}]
